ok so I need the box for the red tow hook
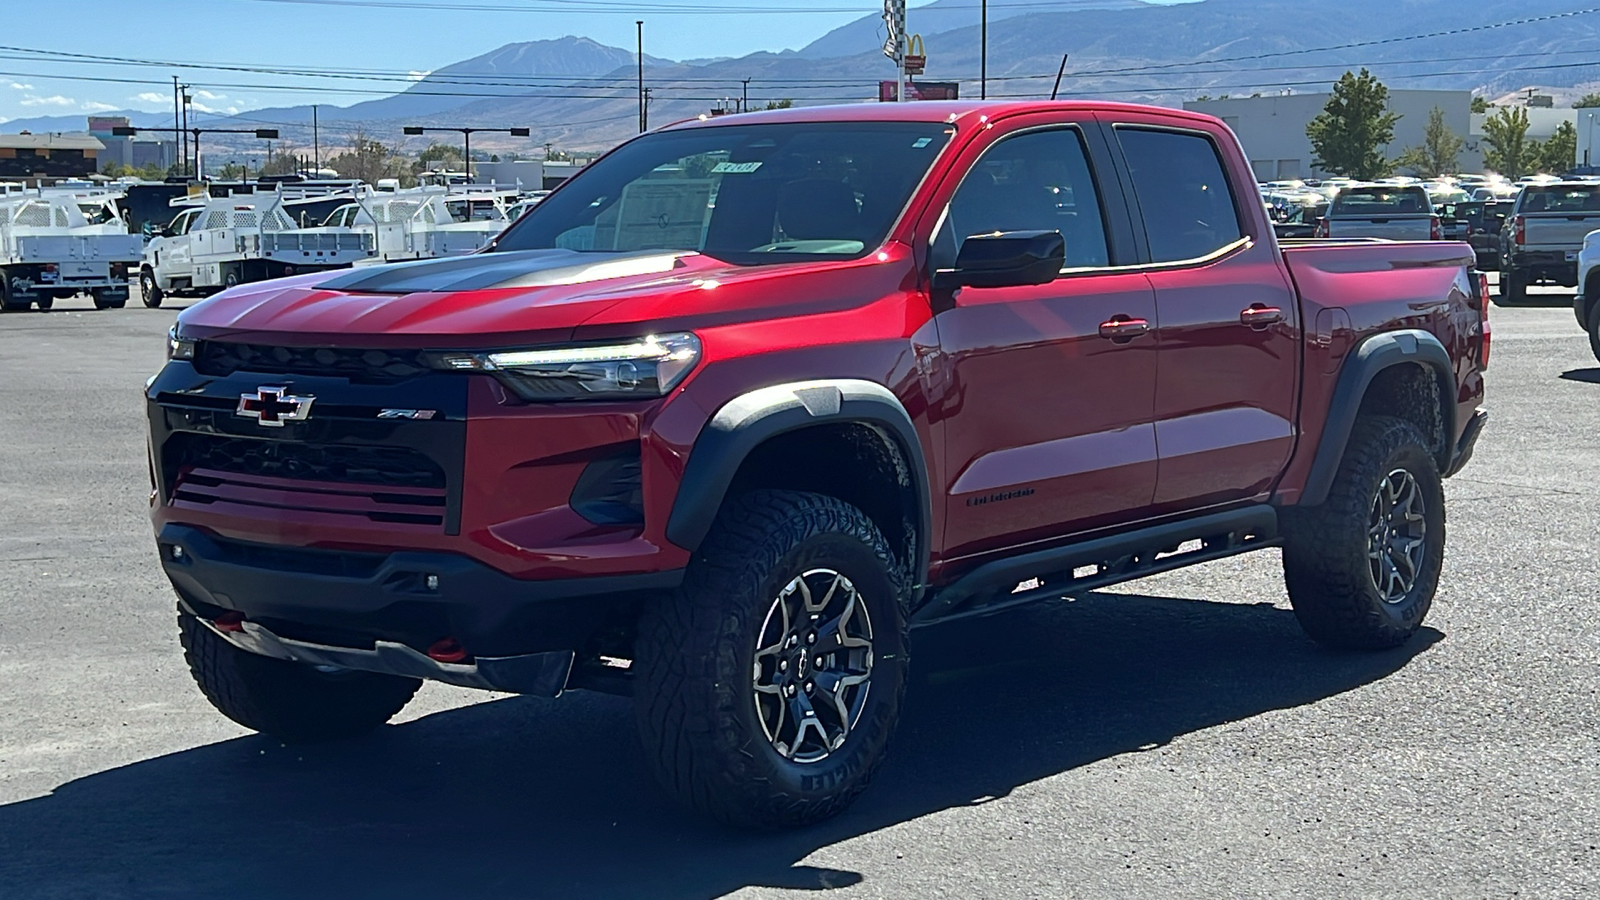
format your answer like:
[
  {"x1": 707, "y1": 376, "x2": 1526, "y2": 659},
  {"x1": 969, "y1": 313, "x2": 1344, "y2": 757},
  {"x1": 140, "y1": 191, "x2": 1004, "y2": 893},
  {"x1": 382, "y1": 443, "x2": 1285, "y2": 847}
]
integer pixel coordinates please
[
  {"x1": 213, "y1": 611, "x2": 246, "y2": 633},
  {"x1": 427, "y1": 638, "x2": 469, "y2": 663}
]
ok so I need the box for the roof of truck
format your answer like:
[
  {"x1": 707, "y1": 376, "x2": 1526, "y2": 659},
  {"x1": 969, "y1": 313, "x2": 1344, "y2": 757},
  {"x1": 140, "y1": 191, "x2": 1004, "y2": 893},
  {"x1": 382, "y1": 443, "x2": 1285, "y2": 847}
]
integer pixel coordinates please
[{"x1": 661, "y1": 100, "x2": 1223, "y2": 131}]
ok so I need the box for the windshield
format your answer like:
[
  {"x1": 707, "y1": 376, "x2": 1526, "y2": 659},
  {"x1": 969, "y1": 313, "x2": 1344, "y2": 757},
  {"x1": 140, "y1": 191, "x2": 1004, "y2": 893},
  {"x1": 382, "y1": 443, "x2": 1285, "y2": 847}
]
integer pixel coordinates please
[
  {"x1": 492, "y1": 121, "x2": 955, "y2": 263},
  {"x1": 1330, "y1": 186, "x2": 1432, "y2": 216}
]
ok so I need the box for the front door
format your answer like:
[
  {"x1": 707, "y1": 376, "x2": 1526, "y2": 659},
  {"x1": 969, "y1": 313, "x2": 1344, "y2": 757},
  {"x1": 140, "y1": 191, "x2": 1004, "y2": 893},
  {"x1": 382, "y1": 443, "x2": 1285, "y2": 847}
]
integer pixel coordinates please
[
  {"x1": 1110, "y1": 124, "x2": 1300, "y2": 509},
  {"x1": 931, "y1": 124, "x2": 1160, "y2": 559}
]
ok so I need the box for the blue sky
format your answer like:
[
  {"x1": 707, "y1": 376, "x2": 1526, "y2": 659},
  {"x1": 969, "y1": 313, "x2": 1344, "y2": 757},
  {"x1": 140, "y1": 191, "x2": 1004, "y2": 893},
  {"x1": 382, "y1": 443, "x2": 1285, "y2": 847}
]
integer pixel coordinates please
[{"x1": 1, "y1": 0, "x2": 1191, "y2": 124}]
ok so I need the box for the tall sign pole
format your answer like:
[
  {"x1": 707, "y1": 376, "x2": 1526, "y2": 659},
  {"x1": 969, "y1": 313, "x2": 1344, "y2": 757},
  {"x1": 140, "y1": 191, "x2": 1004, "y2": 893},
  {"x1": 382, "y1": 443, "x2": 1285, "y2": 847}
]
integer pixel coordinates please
[
  {"x1": 883, "y1": 0, "x2": 906, "y2": 102},
  {"x1": 637, "y1": 21, "x2": 646, "y2": 132}
]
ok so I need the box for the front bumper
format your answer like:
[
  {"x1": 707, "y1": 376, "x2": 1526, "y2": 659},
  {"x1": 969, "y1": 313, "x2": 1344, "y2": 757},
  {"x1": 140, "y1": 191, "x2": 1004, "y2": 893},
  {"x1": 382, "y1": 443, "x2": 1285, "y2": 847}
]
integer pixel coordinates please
[{"x1": 161, "y1": 523, "x2": 682, "y2": 668}]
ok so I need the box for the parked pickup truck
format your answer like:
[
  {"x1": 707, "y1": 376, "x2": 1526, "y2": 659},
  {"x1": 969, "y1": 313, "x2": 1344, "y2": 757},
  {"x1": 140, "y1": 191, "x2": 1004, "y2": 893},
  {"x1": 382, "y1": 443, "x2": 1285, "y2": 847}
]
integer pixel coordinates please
[
  {"x1": 1498, "y1": 182, "x2": 1600, "y2": 304},
  {"x1": 146, "y1": 100, "x2": 1489, "y2": 828},
  {"x1": 1316, "y1": 184, "x2": 1441, "y2": 241},
  {"x1": 1573, "y1": 228, "x2": 1600, "y2": 361}
]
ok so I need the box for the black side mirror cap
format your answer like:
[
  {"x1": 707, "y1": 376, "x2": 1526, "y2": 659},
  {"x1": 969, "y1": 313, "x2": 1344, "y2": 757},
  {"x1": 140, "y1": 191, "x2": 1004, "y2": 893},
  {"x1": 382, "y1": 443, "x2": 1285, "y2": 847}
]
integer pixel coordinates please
[{"x1": 937, "y1": 230, "x2": 1067, "y2": 290}]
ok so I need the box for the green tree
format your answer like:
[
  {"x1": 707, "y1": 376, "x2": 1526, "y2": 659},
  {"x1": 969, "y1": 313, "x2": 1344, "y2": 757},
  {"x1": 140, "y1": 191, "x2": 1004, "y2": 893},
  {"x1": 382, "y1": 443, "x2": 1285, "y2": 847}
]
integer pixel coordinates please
[
  {"x1": 1535, "y1": 120, "x2": 1578, "y2": 173},
  {"x1": 1394, "y1": 107, "x2": 1464, "y2": 176},
  {"x1": 1306, "y1": 69, "x2": 1400, "y2": 180},
  {"x1": 1574, "y1": 93, "x2": 1600, "y2": 109},
  {"x1": 328, "y1": 130, "x2": 414, "y2": 185},
  {"x1": 417, "y1": 142, "x2": 463, "y2": 166},
  {"x1": 1471, "y1": 96, "x2": 1491, "y2": 114},
  {"x1": 762, "y1": 98, "x2": 794, "y2": 110},
  {"x1": 1481, "y1": 107, "x2": 1535, "y2": 178}
]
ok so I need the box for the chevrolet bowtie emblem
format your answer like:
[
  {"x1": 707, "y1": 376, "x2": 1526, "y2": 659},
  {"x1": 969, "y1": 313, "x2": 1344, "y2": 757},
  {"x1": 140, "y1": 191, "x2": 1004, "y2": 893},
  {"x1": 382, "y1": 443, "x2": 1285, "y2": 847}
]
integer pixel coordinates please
[{"x1": 236, "y1": 386, "x2": 315, "y2": 427}]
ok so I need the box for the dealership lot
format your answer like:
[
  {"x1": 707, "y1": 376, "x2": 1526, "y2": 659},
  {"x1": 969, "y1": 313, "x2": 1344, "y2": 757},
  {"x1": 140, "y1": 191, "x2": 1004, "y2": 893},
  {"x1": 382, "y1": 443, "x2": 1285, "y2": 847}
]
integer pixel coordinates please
[{"x1": 0, "y1": 291, "x2": 1596, "y2": 898}]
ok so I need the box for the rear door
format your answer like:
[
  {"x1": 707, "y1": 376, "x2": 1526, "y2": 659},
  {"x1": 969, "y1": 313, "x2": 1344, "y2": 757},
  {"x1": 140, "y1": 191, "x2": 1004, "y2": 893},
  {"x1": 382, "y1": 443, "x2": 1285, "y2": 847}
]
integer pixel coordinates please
[
  {"x1": 930, "y1": 116, "x2": 1159, "y2": 557},
  {"x1": 1107, "y1": 122, "x2": 1301, "y2": 510}
]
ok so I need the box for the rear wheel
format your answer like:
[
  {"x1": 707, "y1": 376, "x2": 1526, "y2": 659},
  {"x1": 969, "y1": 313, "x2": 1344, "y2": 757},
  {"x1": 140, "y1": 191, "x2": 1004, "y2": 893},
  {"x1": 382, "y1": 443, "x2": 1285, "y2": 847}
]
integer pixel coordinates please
[
  {"x1": 0, "y1": 273, "x2": 28, "y2": 312},
  {"x1": 1587, "y1": 302, "x2": 1600, "y2": 364},
  {"x1": 34, "y1": 295, "x2": 53, "y2": 311},
  {"x1": 90, "y1": 289, "x2": 123, "y2": 310},
  {"x1": 140, "y1": 269, "x2": 164, "y2": 308},
  {"x1": 178, "y1": 608, "x2": 421, "y2": 743},
  {"x1": 633, "y1": 490, "x2": 910, "y2": 828},
  {"x1": 1282, "y1": 416, "x2": 1445, "y2": 650},
  {"x1": 1498, "y1": 268, "x2": 1527, "y2": 305}
]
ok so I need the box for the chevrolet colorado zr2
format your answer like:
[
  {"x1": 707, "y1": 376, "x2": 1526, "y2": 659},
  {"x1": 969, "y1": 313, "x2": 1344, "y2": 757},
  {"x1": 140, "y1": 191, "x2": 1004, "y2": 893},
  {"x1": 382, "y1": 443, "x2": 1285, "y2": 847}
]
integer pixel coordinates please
[{"x1": 146, "y1": 101, "x2": 1489, "y2": 828}]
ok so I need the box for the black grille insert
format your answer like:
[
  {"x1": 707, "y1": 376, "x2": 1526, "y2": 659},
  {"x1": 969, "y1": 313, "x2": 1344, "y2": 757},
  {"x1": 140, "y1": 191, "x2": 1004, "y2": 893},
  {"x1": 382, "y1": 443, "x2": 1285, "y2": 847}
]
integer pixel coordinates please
[
  {"x1": 193, "y1": 341, "x2": 432, "y2": 383},
  {"x1": 168, "y1": 434, "x2": 445, "y2": 490}
]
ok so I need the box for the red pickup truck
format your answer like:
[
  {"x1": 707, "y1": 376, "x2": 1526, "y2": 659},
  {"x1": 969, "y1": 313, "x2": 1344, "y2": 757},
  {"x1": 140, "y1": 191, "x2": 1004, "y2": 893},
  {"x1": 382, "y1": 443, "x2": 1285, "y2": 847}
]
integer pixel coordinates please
[{"x1": 147, "y1": 100, "x2": 1488, "y2": 828}]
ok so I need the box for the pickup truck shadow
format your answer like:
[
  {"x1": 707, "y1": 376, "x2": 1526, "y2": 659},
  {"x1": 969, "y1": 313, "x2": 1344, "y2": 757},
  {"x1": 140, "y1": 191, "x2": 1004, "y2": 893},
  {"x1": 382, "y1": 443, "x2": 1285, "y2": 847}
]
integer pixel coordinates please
[
  {"x1": 1560, "y1": 368, "x2": 1600, "y2": 384},
  {"x1": 0, "y1": 591, "x2": 1439, "y2": 898}
]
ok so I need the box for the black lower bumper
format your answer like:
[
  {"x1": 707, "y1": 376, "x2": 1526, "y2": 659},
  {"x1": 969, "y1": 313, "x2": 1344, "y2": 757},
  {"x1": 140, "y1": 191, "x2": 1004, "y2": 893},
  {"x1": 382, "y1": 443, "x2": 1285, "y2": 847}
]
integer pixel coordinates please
[
  {"x1": 1507, "y1": 253, "x2": 1578, "y2": 285},
  {"x1": 158, "y1": 524, "x2": 682, "y2": 660},
  {"x1": 1445, "y1": 409, "x2": 1489, "y2": 478}
]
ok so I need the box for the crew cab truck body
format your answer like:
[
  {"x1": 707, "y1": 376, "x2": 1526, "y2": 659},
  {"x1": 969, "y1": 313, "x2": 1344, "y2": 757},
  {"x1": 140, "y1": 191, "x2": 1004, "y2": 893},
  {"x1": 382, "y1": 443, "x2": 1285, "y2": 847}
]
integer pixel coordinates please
[
  {"x1": 146, "y1": 101, "x2": 1488, "y2": 828},
  {"x1": 1499, "y1": 181, "x2": 1600, "y2": 304},
  {"x1": 139, "y1": 193, "x2": 374, "y2": 309},
  {"x1": 1316, "y1": 183, "x2": 1441, "y2": 241},
  {"x1": 0, "y1": 193, "x2": 142, "y2": 311}
]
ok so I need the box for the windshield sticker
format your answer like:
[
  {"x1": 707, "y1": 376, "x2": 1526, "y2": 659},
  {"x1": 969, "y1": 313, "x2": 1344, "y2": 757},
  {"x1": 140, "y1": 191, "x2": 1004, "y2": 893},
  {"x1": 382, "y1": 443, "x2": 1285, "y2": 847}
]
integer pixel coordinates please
[
  {"x1": 711, "y1": 161, "x2": 763, "y2": 174},
  {"x1": 912, "y1": 137, "x2": 933, "y2": 148}
]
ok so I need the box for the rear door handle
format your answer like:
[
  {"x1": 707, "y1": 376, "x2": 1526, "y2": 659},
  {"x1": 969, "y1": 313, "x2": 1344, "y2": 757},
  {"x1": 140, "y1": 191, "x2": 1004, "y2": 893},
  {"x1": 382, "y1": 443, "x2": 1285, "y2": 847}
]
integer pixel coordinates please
[
  {"x1": 1240, "y1": 305, "x2": 1284, "y2": 329},
  {"x1": 1098, "y1": 316, "x2": 1150, "y2": 342}
]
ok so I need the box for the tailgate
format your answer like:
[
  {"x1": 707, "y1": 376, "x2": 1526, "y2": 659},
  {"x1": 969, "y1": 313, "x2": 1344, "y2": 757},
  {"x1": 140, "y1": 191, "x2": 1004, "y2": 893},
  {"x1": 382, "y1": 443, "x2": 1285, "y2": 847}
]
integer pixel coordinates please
[
  {"x1": 17, "y1": 234, "x2": 143, "y2": 263},
  {"x1": 1520, "y1": 214, "x2": 1600, "y2": 251},
  {"x1": 1326, "y1": 217, "x2": 1432, "y2": 241}
]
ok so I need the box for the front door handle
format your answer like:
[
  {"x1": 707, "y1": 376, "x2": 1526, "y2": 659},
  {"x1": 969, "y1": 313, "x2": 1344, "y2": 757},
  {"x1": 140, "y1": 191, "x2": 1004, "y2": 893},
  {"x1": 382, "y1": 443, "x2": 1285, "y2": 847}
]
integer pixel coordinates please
[
  {"x1": 1240, "y1": 305, "x2": 1284, "y2": 329},
  {"x1": 1098, "y1": 316, "x2": 1151, "y2": 343}
]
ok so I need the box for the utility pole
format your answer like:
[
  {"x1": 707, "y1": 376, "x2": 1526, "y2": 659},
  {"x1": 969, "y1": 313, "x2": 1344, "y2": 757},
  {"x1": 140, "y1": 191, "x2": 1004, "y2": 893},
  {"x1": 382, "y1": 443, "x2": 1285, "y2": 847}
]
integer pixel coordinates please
[
  {"x1": 637, "y1": 21, "x2": 645, "y2": 132},
  {"x1": 981, "y1": 0, "x2": 988, "y2": 100},
  {"x1": 312, "y1": 104, "x2": 320, "y2": 175},
  {"x1": 178, "y1": 84, "x2": 189, "y2": 177},
  {"x1": 742, "y1": 78, "x2": 750, "y2": 113},
  {"x1": 171, "y1": 76, "x2": 180, "y2": 175},
  {"x1": 643, "y1": 87, "x2": 652, "y2": 131}
]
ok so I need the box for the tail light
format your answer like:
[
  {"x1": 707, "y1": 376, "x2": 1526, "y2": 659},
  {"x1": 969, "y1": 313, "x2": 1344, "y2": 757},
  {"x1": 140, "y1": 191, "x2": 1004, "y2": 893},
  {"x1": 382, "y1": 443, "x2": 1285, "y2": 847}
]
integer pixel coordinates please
[
  {"x1": 1513, "y1": 215, "x2": 1527, "y2": 245},
  {"x1": 1314, "y1": 218, "x2": 1329, "y2": 238},
  {"x1": 1477, "y1": 272, "x2": 1491, "y2": 369},
  {"x1": 43, "y1": 263, "x2": 58, "y2": 274},
  {"x1": 111, "y1": 261, "x2": 128, "y2": 279},
  {"x1": 1430, "y1": 216, "x2": 1442, "y2": 241}
]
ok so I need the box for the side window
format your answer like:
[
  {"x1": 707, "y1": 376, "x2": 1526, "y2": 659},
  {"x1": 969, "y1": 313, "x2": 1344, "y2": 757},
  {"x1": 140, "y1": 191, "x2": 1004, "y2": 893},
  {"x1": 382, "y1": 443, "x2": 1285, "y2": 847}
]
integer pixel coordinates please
[
  {"x1": 1116, "y1": 128, "x2": 1243, "y2": 264},
  {"x1": 939, "y1": 128, "x2": 1110, "y2": 270}
]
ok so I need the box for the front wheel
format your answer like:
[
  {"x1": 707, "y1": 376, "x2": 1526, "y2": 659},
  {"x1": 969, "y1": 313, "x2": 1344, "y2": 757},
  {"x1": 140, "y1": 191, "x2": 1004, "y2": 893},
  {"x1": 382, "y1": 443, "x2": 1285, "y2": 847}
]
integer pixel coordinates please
[
  {"x1": 633, "y1": 490, "x2": 910, "y2": 828},
  {"x1": 140, "y1": 269, "x2": 164, "y2": 308},
  {"x1": 178, "y1": 609, "x2": 421, "y2": 742},
  {"x1": 1587, "y1": 302, "x2": 1600, "y2": 364},
  {"x1": 1282, "y1": 416, "x2": 1445, "y2": 650}
]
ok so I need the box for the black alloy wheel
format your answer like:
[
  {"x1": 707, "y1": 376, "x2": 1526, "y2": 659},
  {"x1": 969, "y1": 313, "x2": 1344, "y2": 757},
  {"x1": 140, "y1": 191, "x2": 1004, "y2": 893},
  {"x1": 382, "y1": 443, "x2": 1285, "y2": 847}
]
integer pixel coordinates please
[
  {"x1": 752, "y1": 568, "x2": 876, "y2": 764},
  {"x1": 1367, "y1": 468, "x2": 1428, "y2": 604}
]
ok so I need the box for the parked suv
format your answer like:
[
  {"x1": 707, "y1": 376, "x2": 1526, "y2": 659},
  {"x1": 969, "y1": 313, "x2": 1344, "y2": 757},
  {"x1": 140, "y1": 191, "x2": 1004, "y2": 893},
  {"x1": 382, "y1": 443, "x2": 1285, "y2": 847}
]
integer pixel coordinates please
[{"x1": 147, "y1": 101, "x2": 1488, "y2": 828}]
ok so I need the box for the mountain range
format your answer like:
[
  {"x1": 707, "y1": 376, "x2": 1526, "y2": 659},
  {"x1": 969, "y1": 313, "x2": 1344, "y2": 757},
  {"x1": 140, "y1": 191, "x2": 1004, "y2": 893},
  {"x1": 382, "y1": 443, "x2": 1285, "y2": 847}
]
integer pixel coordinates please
[{"x1": 10, "y1": 0, "x2": 1600, "y2": 157}]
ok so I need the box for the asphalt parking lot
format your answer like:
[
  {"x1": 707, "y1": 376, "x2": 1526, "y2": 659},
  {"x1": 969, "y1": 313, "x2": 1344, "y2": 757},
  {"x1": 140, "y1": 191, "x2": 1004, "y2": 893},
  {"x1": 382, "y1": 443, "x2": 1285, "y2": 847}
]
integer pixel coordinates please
[{"x1": 0, "y1": 286, "x2": 1596, "y2": 899}]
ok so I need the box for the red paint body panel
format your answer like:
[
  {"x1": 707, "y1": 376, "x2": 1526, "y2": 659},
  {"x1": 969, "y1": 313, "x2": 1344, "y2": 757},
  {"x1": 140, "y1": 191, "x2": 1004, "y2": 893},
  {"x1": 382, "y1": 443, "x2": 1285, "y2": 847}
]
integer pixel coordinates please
[{"x1": 151, "y1": 100, "x2": 1486, "y2": 604}]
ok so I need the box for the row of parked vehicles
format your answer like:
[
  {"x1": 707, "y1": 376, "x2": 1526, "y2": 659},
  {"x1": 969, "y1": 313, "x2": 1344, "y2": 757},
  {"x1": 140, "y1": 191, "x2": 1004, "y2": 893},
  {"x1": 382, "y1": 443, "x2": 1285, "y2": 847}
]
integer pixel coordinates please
[{"x1": 0, "y1": 179, "x2": 552, "y2": 312}]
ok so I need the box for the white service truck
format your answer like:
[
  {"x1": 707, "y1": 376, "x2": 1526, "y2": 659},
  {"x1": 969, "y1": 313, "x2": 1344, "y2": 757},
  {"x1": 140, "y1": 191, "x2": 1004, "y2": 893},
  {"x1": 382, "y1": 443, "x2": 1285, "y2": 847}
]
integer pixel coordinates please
[
  {"x1": 0, "y1": 193, "x2": 142, "y2": 311},
  {"x1": 139, "y1": 191, "x2": 374, "y2": 308},
  {"x1": 301, "y1": 187, "x2": 512, "y2": 264}
]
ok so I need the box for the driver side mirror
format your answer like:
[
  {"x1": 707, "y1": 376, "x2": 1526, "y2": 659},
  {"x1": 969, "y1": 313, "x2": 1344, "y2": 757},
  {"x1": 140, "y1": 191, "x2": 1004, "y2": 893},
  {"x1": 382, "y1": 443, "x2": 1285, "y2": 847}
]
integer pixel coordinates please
[
  {"x1": 161, "y1": 227, "x2": 176, "y2": 238},
  {"x1": 936, "y1": 230, "x2": 1067, "y2": 291}
]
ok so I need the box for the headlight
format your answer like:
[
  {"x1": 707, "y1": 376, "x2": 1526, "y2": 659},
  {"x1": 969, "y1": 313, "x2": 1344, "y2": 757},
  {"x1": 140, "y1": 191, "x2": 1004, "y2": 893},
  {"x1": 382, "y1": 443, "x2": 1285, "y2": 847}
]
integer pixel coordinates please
[
  {"x1": 430, "y1": 332, "x2": 701, "y2": 401},
  {"x1": 166, "y1": 325, "x2": 196, "y2": 361}
]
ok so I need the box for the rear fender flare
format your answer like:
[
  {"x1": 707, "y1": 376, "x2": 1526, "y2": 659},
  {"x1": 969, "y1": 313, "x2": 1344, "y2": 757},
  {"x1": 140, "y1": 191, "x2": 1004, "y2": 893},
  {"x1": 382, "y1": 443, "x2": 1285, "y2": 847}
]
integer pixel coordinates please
[
  {"x1": 1300, "y1": 328, "x2": 1455, "y2": 507},
  {"x1": 665, "y1": 379, "x2": 932, "y2": 596}
]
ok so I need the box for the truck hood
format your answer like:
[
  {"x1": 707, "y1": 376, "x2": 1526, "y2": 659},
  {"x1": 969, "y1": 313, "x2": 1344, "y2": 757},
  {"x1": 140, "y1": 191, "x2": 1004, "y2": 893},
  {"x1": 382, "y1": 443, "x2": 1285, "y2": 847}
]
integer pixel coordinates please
[{"x1": 175, "y1": 246, "x2": 913, "y2": 348}]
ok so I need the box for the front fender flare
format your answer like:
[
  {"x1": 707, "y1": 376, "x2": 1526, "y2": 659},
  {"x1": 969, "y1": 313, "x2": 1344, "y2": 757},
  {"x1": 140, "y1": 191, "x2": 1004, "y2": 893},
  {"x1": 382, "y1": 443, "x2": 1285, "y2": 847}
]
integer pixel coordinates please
[
  {"x1": 665, "y1": 379, "x2": 932, "y2": 595},
  {"x1": 1300, "y1": 328, "x2": 1456, "y2": 507}
]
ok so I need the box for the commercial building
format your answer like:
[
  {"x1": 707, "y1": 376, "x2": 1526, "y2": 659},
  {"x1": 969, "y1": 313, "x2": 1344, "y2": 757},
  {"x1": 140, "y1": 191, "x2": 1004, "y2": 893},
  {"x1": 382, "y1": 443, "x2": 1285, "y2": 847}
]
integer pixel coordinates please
[
  {"x1": 89, "y1": 116, "x2": 177, "y2": 173},
  {"x1": 1184, "y1": 91, "x2": 1473, "y2": 180},
  {"x1": 0, "y1": 132, "x2": 105, "y2": 179}
]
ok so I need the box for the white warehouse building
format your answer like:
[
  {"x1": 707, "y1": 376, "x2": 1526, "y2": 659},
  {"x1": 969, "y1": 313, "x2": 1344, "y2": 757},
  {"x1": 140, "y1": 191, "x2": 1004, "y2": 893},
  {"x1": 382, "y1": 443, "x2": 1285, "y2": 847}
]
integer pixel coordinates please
[{"x1": 1184, "y1": 90, "x2": 1474, "y2": 180}]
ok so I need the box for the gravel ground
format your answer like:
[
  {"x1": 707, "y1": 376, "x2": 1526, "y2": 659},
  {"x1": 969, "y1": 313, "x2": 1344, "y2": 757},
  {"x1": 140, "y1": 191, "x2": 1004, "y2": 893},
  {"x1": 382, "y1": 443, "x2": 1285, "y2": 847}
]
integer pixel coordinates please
[{"x1": 0, "y1": 288, "x2": 1595, "y2": 899}]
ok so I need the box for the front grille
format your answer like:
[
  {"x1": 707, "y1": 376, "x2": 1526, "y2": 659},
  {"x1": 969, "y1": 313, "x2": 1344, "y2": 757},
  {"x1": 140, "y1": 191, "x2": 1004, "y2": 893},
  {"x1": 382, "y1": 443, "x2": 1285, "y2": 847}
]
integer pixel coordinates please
[
  {"x1": 168, "y1": 434, "x2": 444, "y2": 490},
  {"x1": 193, "y1": 341, "x2": 432, "y2": 383}
]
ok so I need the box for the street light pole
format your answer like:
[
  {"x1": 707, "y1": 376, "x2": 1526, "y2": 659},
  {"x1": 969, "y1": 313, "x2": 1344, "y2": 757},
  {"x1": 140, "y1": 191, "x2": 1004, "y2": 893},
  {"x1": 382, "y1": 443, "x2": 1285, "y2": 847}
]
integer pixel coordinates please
[
  {"x1": 637, "y1": 20, "x2": 645, "y2": 133},
  {"x1": 981, "y1": 0, "x2": 988, "y2": 100},
  {"x1": 404, "y1": 125, "x2": 530, "y2": 185},
  {"x1": 113, "y1": 125, "x2": 279, "y2": 182}
]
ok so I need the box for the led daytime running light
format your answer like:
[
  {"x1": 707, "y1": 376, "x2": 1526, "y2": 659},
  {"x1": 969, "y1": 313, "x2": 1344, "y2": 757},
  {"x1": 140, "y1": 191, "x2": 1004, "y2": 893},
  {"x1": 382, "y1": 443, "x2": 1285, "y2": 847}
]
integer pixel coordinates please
[{"x1": 486, "y1": 336, "x2": 691, "y2": 370}]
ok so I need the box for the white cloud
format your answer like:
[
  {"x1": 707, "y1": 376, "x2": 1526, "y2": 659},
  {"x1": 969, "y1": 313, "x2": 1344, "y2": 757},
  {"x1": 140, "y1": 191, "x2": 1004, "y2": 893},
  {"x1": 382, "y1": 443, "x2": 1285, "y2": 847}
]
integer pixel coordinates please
[
  {"x1": 192, "y1": 89, "x2": 226, "y2": 100},
  {"x1": 20, "y1": 94, "x2": 75, "y2": 107},
  {"x1": 80, "y1": 101, "x2": 119, "y2": 112},
  {"x1": 189, "y1": 101, "x2": 241, "y2": 116},
  {"x1": 133, "y1": 92, "x2": 168, "y2": 104},
  {"x1": 8, "y1": 82, "x2": 34, "y2": 91}
]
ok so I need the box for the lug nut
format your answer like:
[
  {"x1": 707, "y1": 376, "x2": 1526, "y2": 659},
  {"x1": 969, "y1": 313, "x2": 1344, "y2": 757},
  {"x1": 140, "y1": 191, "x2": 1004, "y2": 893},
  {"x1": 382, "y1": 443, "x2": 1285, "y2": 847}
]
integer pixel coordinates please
[
  {"x1": 424, "y1": 574, "x2": 439, "y2": 591},
  {"x1": 806, "y1": 633, "x2": 816, "y2": 645},
  {"x1": 779, "y1": 659, "x2": 788, "y2": 672},
  {"x1": 806, "y1": 681, "x2": 815, "y2": 693}
]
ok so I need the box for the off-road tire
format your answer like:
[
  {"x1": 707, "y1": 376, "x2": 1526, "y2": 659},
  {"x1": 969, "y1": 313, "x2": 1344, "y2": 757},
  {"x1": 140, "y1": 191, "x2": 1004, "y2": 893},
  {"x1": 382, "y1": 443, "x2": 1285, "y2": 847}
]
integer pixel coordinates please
[
  {"x1": 178, "y1": 608, "x2": 421, "y2": 742},
  {"x1": 633, "y1": 489, "x2": 910, "y2": 828},
  {"x1": 1497, "y1": 268, "x2": 1527, "y2": 305},
  {"x1": 1282, "y1": 416, "x2": 1445, "y2": 650},
  {"x1": 140, "y1": 269, "x2": 164, "y2": 308},
  {"x1": 1587, "y1": 301, "x2": 1600, "y2": 364}
]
